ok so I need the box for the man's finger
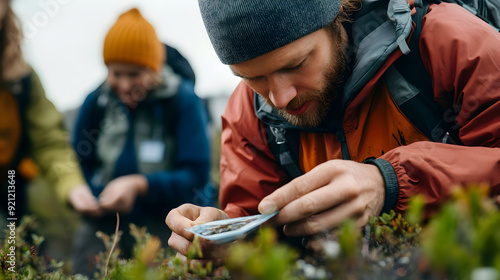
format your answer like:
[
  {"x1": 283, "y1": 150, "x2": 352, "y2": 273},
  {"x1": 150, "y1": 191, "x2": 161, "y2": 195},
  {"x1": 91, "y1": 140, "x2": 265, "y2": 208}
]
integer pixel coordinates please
[
  {"x1": 283, "y1": 196, "x2": 365, "y2": 236},
  {"x1": 172, "y1": 204, "x2": 202, "y2": 221},
  {"x1": 275, "y1": 178, "x2": 358, "y2": 225},
  {"x1": 258, "y1": 162, "x2": 344, "y2": 214},
  {"x1": 166, "y1": 218, "x2": 195, "y2": 241},
  {"x1": 168, "y1": 232, "x2": 228, "y2": 260},
  {"x1": 195, "y1": 207, "x2": 228, "y2": 225},
  {"x1": 168, "y1": 232, "x2": 193, "y2": 256}
]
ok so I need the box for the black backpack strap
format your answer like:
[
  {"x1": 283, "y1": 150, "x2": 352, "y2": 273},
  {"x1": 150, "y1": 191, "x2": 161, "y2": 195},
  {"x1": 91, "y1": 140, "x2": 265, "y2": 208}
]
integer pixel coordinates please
[
  {"x1": 392, "y1": 0, "x2": 462, "y2": 144},
  {"x1": 442, "y1": 0, "x2": 500, "y2": 31},
  {"x1": 16, "y1": 74, "x2": 32, "y2": 110},
  {"x1": 4, "y1": 73, "x2": 34, "y2": 217},
  {"x1": 11, "y1": 73, "x2": 33, "y2": 167},
  {"x1": 266, "y1": 125, "x2": 303, "y2": 179},
  {"x1": 165, "y1": 44, "x2": 197, "y2": 85},
  {"x1": 88, "y1": 83, "x2": 108, "y2": 138},
  {"x1": 158, "y1": 89, "x2": 179, "y2": 137}
]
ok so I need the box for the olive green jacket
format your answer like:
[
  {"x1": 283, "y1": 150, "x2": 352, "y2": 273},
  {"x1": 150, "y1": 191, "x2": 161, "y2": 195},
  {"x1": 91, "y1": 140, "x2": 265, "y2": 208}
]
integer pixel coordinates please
[{"x1": 23, "y1": 70, "x2": 85, "y2": 202}]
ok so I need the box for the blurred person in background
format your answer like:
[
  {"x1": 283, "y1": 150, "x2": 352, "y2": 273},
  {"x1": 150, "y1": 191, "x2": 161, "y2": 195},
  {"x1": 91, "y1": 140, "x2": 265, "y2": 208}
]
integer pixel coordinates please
[
  {"x1": 71, "y1": 8, "x2": 212, "y2": 276},
  {"x1": 0, "y1": 0, "x2": 97, "y2": 229}
]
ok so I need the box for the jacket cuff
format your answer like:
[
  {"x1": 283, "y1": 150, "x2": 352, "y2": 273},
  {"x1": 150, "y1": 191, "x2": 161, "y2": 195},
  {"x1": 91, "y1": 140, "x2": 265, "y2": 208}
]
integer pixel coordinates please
[{"x1": 363, "y1": 158, "x2": 399, "y2": 214}]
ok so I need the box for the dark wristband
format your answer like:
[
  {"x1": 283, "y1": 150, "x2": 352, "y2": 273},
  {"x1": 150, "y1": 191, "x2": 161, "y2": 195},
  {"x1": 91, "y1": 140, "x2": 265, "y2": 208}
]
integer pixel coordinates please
[{"x1": 363, "y1": 157, "x2": 399, "y2": 214}]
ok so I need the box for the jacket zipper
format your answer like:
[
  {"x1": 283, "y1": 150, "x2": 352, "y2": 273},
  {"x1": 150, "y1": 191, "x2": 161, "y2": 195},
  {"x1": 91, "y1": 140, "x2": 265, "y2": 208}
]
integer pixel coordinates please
[
  {"x1": 336, "y1": 129, "x2": 351, "y2": 160},
  {"x1": 336, "y1": 112, "x2": 351, "y2": 160}
]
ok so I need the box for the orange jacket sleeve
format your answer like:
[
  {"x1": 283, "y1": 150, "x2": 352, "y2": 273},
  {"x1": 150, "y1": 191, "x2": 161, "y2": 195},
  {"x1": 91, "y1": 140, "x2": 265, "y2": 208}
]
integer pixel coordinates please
[
  {"x1": 381, "y1": 3, "x2": 500, "y2": 214},
  {"x1": 219, "y1": 81, "x2": 289, "y2": 218}
]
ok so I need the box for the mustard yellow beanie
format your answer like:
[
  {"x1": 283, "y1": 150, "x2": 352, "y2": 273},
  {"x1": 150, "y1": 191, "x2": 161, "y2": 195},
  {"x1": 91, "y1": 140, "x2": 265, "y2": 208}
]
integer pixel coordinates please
[{"x1": 103, "y1": 8, "x2": 165, "y2": 72}]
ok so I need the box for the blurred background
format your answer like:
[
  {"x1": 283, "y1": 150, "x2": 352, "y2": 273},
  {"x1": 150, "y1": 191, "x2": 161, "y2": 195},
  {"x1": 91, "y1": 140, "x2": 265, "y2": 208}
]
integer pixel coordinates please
[
  {"x1": 11, "y1": 0, "x2": 236, "y2": 271},
  {"x1": 12, "y1": 0, "x2": 239, "y2": 116}
]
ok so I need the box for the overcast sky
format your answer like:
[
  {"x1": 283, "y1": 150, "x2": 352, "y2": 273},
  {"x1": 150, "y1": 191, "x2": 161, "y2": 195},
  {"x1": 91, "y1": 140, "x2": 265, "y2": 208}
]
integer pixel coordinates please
[{"x1": 11, "y1": 0, "x2": 240, "y2": 111}]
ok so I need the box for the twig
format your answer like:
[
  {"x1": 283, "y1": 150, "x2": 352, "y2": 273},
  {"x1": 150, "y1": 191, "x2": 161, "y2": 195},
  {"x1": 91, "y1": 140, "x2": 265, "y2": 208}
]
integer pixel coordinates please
[{"x1": 105, "y1": 212, "x2": 120, "y2": 277}]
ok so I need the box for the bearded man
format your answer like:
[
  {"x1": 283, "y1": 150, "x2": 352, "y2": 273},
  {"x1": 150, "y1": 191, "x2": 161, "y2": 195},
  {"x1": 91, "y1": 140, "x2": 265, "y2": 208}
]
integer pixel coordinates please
[{"x1": 167, "y1": 0, "x2": 500, "y2": 258}]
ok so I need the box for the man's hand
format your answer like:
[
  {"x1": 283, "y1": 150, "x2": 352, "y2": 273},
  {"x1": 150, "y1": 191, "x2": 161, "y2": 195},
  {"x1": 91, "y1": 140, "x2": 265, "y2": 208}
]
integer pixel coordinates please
[
  {"x1": 99, "y1": 174, "x2": 148, "y2": 214},
  {"x1": 258, "y1": 160, "x2": 385, "y2": 236},
  {"x1": 166, "y1": 204, "x2": 229, "y2": 259},
  {"x1": 68, "y1": 184, "x2": 104, "y2": 217}
]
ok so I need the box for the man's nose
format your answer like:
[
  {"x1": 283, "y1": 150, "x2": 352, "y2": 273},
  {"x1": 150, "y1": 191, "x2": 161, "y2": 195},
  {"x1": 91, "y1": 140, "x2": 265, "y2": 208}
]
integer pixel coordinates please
[{"x1": 267, "y1": 75, "x2": 297, "y2": 108}]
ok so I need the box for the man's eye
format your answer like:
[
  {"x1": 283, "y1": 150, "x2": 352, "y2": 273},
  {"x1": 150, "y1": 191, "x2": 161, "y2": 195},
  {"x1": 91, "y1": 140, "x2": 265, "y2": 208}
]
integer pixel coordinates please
[
  {"x1": 245, "y1": 76, "x2": 264, "y2": 82},
  {"x1": 291, "y1": 63, "x2": 303, "y2": 70},
  {"x1": 287, "y1": 60, "x2": 305, "y2": 72}
]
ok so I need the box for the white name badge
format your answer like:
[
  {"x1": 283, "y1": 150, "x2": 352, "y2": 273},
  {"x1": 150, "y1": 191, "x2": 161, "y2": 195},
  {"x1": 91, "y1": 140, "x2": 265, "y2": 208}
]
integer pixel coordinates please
[{"x1": 138, "y1": 140, "x2": 165, "y2": 163}]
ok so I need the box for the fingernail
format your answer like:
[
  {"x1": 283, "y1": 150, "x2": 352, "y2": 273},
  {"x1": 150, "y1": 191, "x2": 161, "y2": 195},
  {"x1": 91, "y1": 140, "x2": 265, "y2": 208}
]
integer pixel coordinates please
[{"x1": 259, "y1": 200, "x2": 277, "y2": 214}]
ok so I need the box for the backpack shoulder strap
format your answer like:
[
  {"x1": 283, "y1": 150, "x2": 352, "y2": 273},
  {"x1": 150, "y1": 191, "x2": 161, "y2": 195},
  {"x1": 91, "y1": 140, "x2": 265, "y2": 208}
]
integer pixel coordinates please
[
  {"x1": 443, "y1": 0, "x2": 500, "y2": 31},
  {"x1": 391, "y1": 0, "x2": 462, "y2": 144},
  {"x1": 159, "y1": 85, "x2": 180, "y2": 137},
  {"x1": 253, "y1": 91, "x2": 303, "y2": 179},
  {"x1": 10, "y1": 73, "x2": 33, "y2": 167},
  {"x1": 87, "y1": 83, "x2": 108, "y2": 137},
  {"x1": 16, "y1": 73, "x2": 32, "y2": 111},
  {"x1": 165, "y1": 44, "x2": 197, "y2": 85},
  {"x1": 72, "y1": 82, "x2": 108, "y2": 161},
  {"x1": 266, "y1": 125, "x2": 303, "y2": 179}
]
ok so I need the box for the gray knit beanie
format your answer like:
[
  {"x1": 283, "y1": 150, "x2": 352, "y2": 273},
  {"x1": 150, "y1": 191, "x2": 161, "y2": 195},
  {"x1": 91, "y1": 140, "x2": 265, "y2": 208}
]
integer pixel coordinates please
[{"x1": 198, "y1": 0, "x2": 342, "y2": 65}]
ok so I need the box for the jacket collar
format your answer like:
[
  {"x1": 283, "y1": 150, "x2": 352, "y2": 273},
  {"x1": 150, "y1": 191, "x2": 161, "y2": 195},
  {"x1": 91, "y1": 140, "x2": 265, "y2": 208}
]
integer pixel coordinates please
[
  {"x1": 254, "y1": 0, "x2": 414, "y2": 129},
  {"x1": 343, "y1": 0, "x2": 413, "y2": 107},
  {"x1": 146, "y1": 65, "x2": 181, "y2": 101}
]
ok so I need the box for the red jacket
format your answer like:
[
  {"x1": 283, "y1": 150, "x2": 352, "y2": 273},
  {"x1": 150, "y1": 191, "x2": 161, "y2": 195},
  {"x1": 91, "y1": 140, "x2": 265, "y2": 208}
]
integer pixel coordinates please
[{"x1": 219, "y1": 2, "x2": 500, "y2": 218}]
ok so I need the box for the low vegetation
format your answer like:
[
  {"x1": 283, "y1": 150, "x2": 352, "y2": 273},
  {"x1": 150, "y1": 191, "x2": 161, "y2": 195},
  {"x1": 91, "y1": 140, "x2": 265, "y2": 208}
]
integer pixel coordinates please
[{"x1": 2, "y1": 184, "x2": 499, "y2": 279}]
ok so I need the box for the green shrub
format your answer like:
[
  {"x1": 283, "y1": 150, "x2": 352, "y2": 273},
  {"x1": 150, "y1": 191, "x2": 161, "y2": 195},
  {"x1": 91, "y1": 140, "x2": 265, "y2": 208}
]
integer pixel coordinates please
[{"x1": 3, "y1": 184, "x2": 500, "y2": 280}]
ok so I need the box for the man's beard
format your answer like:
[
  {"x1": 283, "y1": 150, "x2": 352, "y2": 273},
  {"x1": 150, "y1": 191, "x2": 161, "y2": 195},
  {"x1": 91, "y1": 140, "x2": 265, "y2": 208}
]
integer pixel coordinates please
[{"x1": 271, "y1": 35, "x2": 346, "y2": 128}]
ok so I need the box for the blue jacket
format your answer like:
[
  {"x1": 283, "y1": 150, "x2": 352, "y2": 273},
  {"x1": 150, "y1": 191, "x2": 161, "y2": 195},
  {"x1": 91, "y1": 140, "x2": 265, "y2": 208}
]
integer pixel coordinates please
[{"x1": 73, "y1": 68, "x2": 212, "y2": 221}]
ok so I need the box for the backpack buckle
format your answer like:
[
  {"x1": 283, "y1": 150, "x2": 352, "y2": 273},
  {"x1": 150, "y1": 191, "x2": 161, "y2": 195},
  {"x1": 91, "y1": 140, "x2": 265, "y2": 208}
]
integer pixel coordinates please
[{"x1": 269, "y1": 126, "x2": 286, "y2": 145}]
